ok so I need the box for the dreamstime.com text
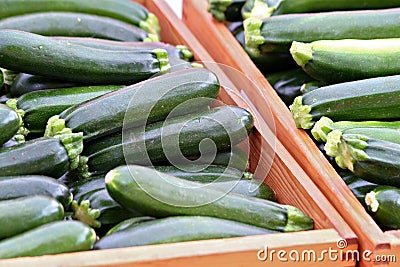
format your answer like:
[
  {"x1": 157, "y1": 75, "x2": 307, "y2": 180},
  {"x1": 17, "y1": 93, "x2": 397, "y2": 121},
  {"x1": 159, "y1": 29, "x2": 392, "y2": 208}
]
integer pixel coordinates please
[{"x1": 257, "y1": 240, "x2": 397, "y2": 263}]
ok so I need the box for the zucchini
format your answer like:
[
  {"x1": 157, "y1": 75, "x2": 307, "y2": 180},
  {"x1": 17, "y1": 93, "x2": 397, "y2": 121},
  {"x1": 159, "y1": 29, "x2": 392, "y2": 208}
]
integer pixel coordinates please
[
  {"x1": 208, "y1": 0, "x2": 246, "y2": 21},
  {"x1": 0, "y1": 30, "x2": 170, "y2": 85},
  {"x1": 106, "y1": 165, "x2": 314, "y2": 232},
  {"x1": 9, "y1": 73, "x2": 82, "y2": 97},
  {"x1": 289, "y1": 75, "x2": 400, "y2": 129},
  {"x1": 300, "y1": 81, "x2": 324, "y2": 94},
  {"x1": 84, "y1": 106, "x2": 254, "y2": 175},
  {"x1": 0, "y1": 175, "x2": 72, "y2": 209},
  {"x1": 202, "y1": 146, "x2": 249, "y2": 171},
  {"x1": 106, "y1": 216, "x2": 156, "y2": 235},
  {"x1": 70, "y1": 175, "x2": 106, "y2": 203},
  {"x1": 365, "y1": 186, "x2": 400, "y2": 230},
  {"x1": 0, "y1": 133, "x2": 85, "y2": 178},
  {"x1": 245, "y1": 9, "x2": 400, "y2": 56},
  {"x1": 0, "y1": 0, "x2": 160, "y2": 36},
  {"x1": 290, "y1": 39, "x2": 400, "y2": 83},
  {"x1": 0, "y1": 196, "x2": 63, "y2": 240},
  {"x1": 94, "y1": 216, "x2": 278, "y2": 249},
  {"x1": 0, "y1": 12, "x2": 157, "y2": 42},
  {"x1": 340, "y1": 170, "x2": 378, "y2": 208},
  {"x1": 47, "y1": 68, "x2": 220, "y2": 141},
  {"x1": 0, "y1": 103, "x2": 20, "y2": 145},
  {"x1": 312, "y1": 116, "x2": 400, "y2": 143},
  {"x1": 0, "y1": 220, "x2": 96, "y2": 259},
  {"x1": 242, "y1": 0, "x2": 400, "y2": 19},
  {"x1": 325, "y1": 131, "x2": 400, "y2": 186},
  {"x1": 9, "y1": 85, "x2": 123, "y2": 134}
]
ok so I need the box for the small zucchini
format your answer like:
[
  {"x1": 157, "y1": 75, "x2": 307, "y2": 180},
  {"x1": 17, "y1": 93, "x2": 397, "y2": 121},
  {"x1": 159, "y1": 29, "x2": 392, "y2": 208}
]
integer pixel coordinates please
[
  {"x1": 47, "y1": 68, "x2": 220, "y2": 141},
  {"x1": 290, "y1": 39, "x2": 400, "y2": 83},
  {"x1": 94, "y1": 216, "x2": 278, "y2": 249},
  {"x1": 325, "y1": 131, "x2": 400, "y2": 186},
  {"x1": 365, "y1": 186, "x2": 400, "y2": 230},
  {"x1": 0, "y1": 12, "x2": 157, "y2": 42},
  {"x1": 245, "y1": 9, "x2": 400, "y2": 56},
  {"x1": 0, "y1": 0, "x2": 160, "y2": 35},
  {"x1": 0, "y1": 103, "x2": 20, "y2": 145},
  {"x1": 84, "y1": 106, "x2": 254, "y2": 175},
  {"x1": 289, "y1": 75, "x2": 400, "y2": 129},
  {"x1": 0, "y1": 30, "x2": 170, "y2": 85},
  {"x1": 208, "y1": 0, "x2": 246, "y2": 22},
  {"x1": 106, "y1": 165, "x2": 313, "y2": 232},
  {"x1": 0, "y1": 196, "x2": 64, "y2": 240},
  {"x1": 0, "y1": 175, "x2": 72, "y2": 209},
  {"x1": 0, "y1": 220, "x2": 96, "y2": 259}
]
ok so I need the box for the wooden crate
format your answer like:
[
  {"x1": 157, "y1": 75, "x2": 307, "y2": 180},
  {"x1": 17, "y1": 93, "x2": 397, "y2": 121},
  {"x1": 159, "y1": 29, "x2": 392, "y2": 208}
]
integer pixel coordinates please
[
  {"x1": 0, "y1": 1, "x2": 357, "y2": 266},
  {"x1": 181, "y1": 0, "x2": 400, "y2": 266}
]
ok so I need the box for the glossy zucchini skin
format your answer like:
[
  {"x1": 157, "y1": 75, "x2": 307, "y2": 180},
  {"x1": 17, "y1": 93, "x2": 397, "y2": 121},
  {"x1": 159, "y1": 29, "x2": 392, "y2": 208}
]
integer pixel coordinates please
[
  {"x1": 290, "y1": 75, "x2": 400, "y2": 129},
  {"x1": 0, "y1": 175, "x2": 72, "y2": 209},
  {"x1": 0, "y1": 30, "x2": 168, "y2": 85},
  {"x1": 70, "y1": 175, "x2": 106, "y2": 203},
  {"x1": 0, "y1": 103, "x2": 20, "y2": 145},
  {"x1": 0, "y1": 137, "x2": 69, "y2": 178},
  {"x1": 84, "y1": 106, "x2": 254, "y2": 175},
  {"x1": 0, "y1": 0, "x2": 158, "y2": 35},
  {"x1": 9, "y1": 73, "x2": 82, "y2": 97},
  {"x1": 17, "y1": 85, "x2": 122, "y2": 134},
  {"x1": 0, "y1": 220, "x2": 96, "y2": 259},
  {"x1": 59, "y1": 68, "x2": 220, "y2": 141},
  {"x1": 106, "y1": 165, "x2": 314, "y2": 232},
  {"x1": 0, "y1": 12, "x2": 153, "y2": 42},
  {"x1": 94, "y1": 215, "x2": 277, "y2": 249},
  {"x1": 340, "y1": 170, "x2": 378, "y2": 207},
  {"x1": 0, "y1": 196, "x2": 64, "y2": 240}
]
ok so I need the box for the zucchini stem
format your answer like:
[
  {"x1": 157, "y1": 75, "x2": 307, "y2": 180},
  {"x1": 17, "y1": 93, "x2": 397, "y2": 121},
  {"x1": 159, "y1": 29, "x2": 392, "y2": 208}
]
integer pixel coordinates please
[
  {"x1": 311, "y1": 116, "x2": 335, "y2": 143},
  {"x1": 153, "y1": 48, "x2": 171, "y2": 73},
  {"x1": 242, "y1": 0, "x2": 275, "y2": 20},
  {"x1": 208, "y1": 0, "x2": 233, "y2": 21},
  {"x1": 5, "y1": 98, "x2": 29, "y2": 142},
  {"x1": 139, "y1": 13, "x2": 160, "y2": 38},
  {"x1": 290, "y1": 41, "x2": 313, "y2": 68},
  {"x1": 243, "y1": 18, "x2": 265, "y2": 57},
  {"x1": 365, "y1": 191, "x2": 379, "y2": 212},
  {"x1": 176, "y1": 45, "x2": 194, "y2": 61},
  {"x1": 283, "y1": 205, "x2": 314, "y2": 232},
  {"x1": 71, "y1": 200, "x2": 101, "y2": 228},
  {"x1": 289, "y1": 96, "x2": 313, "y2": 129}
]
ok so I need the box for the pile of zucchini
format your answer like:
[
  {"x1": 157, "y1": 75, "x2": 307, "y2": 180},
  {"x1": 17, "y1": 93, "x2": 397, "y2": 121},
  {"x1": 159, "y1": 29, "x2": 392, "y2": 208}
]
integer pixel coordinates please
[
  {"x1": 208, "y1": 0, "x2": 400, "y2": 230},
  {"x1": 0, "y1": 0, "x2": 314, "y2": 260}
]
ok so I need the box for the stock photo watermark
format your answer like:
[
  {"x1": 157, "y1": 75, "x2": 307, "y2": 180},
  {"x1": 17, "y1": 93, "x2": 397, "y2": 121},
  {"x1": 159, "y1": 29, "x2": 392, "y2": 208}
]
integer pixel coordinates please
[{"x1": 257, "y1": 239, "x2": 397, "y2": 263}]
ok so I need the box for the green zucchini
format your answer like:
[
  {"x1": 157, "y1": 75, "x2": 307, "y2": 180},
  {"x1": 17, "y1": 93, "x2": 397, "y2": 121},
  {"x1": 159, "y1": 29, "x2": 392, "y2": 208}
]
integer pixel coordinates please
[
  {"x1": 0, "y1": 30, "x2": 170, "y2": 85},
  {"x1": 9, "y1": 73, "x2": 82, "y2": 97},
  {"x1": 0, "y1": 12, "x2": 157, "y2": 42},
  {"x1": 94, "y1": 215, "x2": 278, "y2": 249},
  {"x1": 0, "y1": 220, "x2": 96, "y2": 259},
  {"x1": 365, "y1": 186, "x2": 400, "y2": 230},
  {"x1": 70, "y1": 175, "x2": 106, "y2": 203},
  {"x1": 9, "y1": 85, "x2": 122, "y2": 134},
  {"x1": 208, "y1": 0, "x2": 246, "y2": 21},
  {"x1": 106, "y1": 216, "x2": 156, "y2": 235},
  {"x1": 340, "y1": 170, "x2": 378, "y2": 208},
  {"x1": 106, "y1": 165, "x2": 313, "y2": 232},
  {"x1": 325, "y1": 131, "x2": 400, "y2": 186},
  {"x1": 290, "y1": 39, "x2": 400, "y2": 83},
  {"x1": 0, "y1": 103, "x2": 20, "y2": 145},
  {"x1": 245, "y1": 9, "x2": 400, "y2": 56},
  {"x1": 0, "y1": 196, "x2": 63, "y2": 240},
  {"x1": 242, "y1": 0, "x2": 400, "y2": 19},
  {"x1": 0, "y1": 175, "x2": 72, "y2": 209},
  {"x1": 47, "y1": 68, "x2": 220, "y2": 141},
  {"x1": 0, "y1": 133, "x2": 85, "y2": 178},
  {"x1": 312, "y1": 116, "x2": 400, "y2": 143},
  {"x1": 84, "y1": 106, "x2": 254, "y2": 175},
  {"x1": 0, "y1": 0, "x2": 160, "y2": 35},
  {"x1": 203, "y1": 146, "x2": 249, "y2": 171},
  {"x1": 289, "y1": 75, "x2": 400, "y2": 129}
]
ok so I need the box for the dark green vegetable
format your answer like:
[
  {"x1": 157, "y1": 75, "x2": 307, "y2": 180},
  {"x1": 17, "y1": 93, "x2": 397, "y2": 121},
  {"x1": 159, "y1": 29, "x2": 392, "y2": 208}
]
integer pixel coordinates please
[
  {"x1": 0, "y1": 220, "x2": 96, "y2": 259},
  {"x1": 94, "y1": 216, "x2": 278, "y2": 249},
  {"x1": 208, "y1": 0, "x2": 246, "y2": 21},
  {"x1": 70, "y1": 175, "x2": 106, "y2": 202},
  {"x1": 0, "y1": 196, "x2": 64, "y2": 240},
  {"x1": 106, "y1": 216, "x2": 156, "y2": 235},
  {"x1": 340, "y1": 170, "x2": 378, "y2": 207},
  {"x1": 0, "y1": 103, "x2": 20, "y2": 145},
  {"x1": 106, "y1": 165, "x2": 314, "y2": 232}
]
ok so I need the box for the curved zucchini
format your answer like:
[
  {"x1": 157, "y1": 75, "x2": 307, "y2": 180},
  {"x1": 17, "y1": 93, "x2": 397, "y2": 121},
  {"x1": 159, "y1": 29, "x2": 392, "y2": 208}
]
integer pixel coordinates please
[
  {"x1": 0, "y1": 30, "x2": 170, "y2": 85},
  {"x1": 106, "y1": 165, "x2": 313, "y2": 232},
  {"x1": 0, "y1": 220, "x2": 96, "y2": 259},
  {"x1": 0, "y1": 103, "x2": 20, "y2": 145},
  {"x1": 290, "y1": 39, "x2": 400, "y2": 83},
  {"x1": 0, "y1": 0, "x2": 159, "y2": 35},
  {"x1": 48, "y1": 68, "x2": 220, "y2": 141},
  {"x1": 365, "y1": 186, "x2": 400, "y2": 230},
  {"x1": 0, "y1": 12, "x2": 156, "y2": 42},
  {"x1": 0, "y1": 175, "x2": 72, "y2": 209},
  {"x1": 245, "y1": 9, "x2": 400, "y2": 56},
  {"x1": 12, "y1": 85, "x2": 122, "y2": 134},
  {"x1": 290, "y1": 75, "x2": 400, "y2": 129},
  {"x1": 0, "y1": 196, "x2": 64, "y2": 240},
  {"x1": 94, "y1": 215, "x2": 277, "y2": 249},
  {"x1": 208, "y1": 0, "x2": 246, "y2": 21},
  {"x1": 84, "y1": 106, "x2": 254, "y2": 175}
]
